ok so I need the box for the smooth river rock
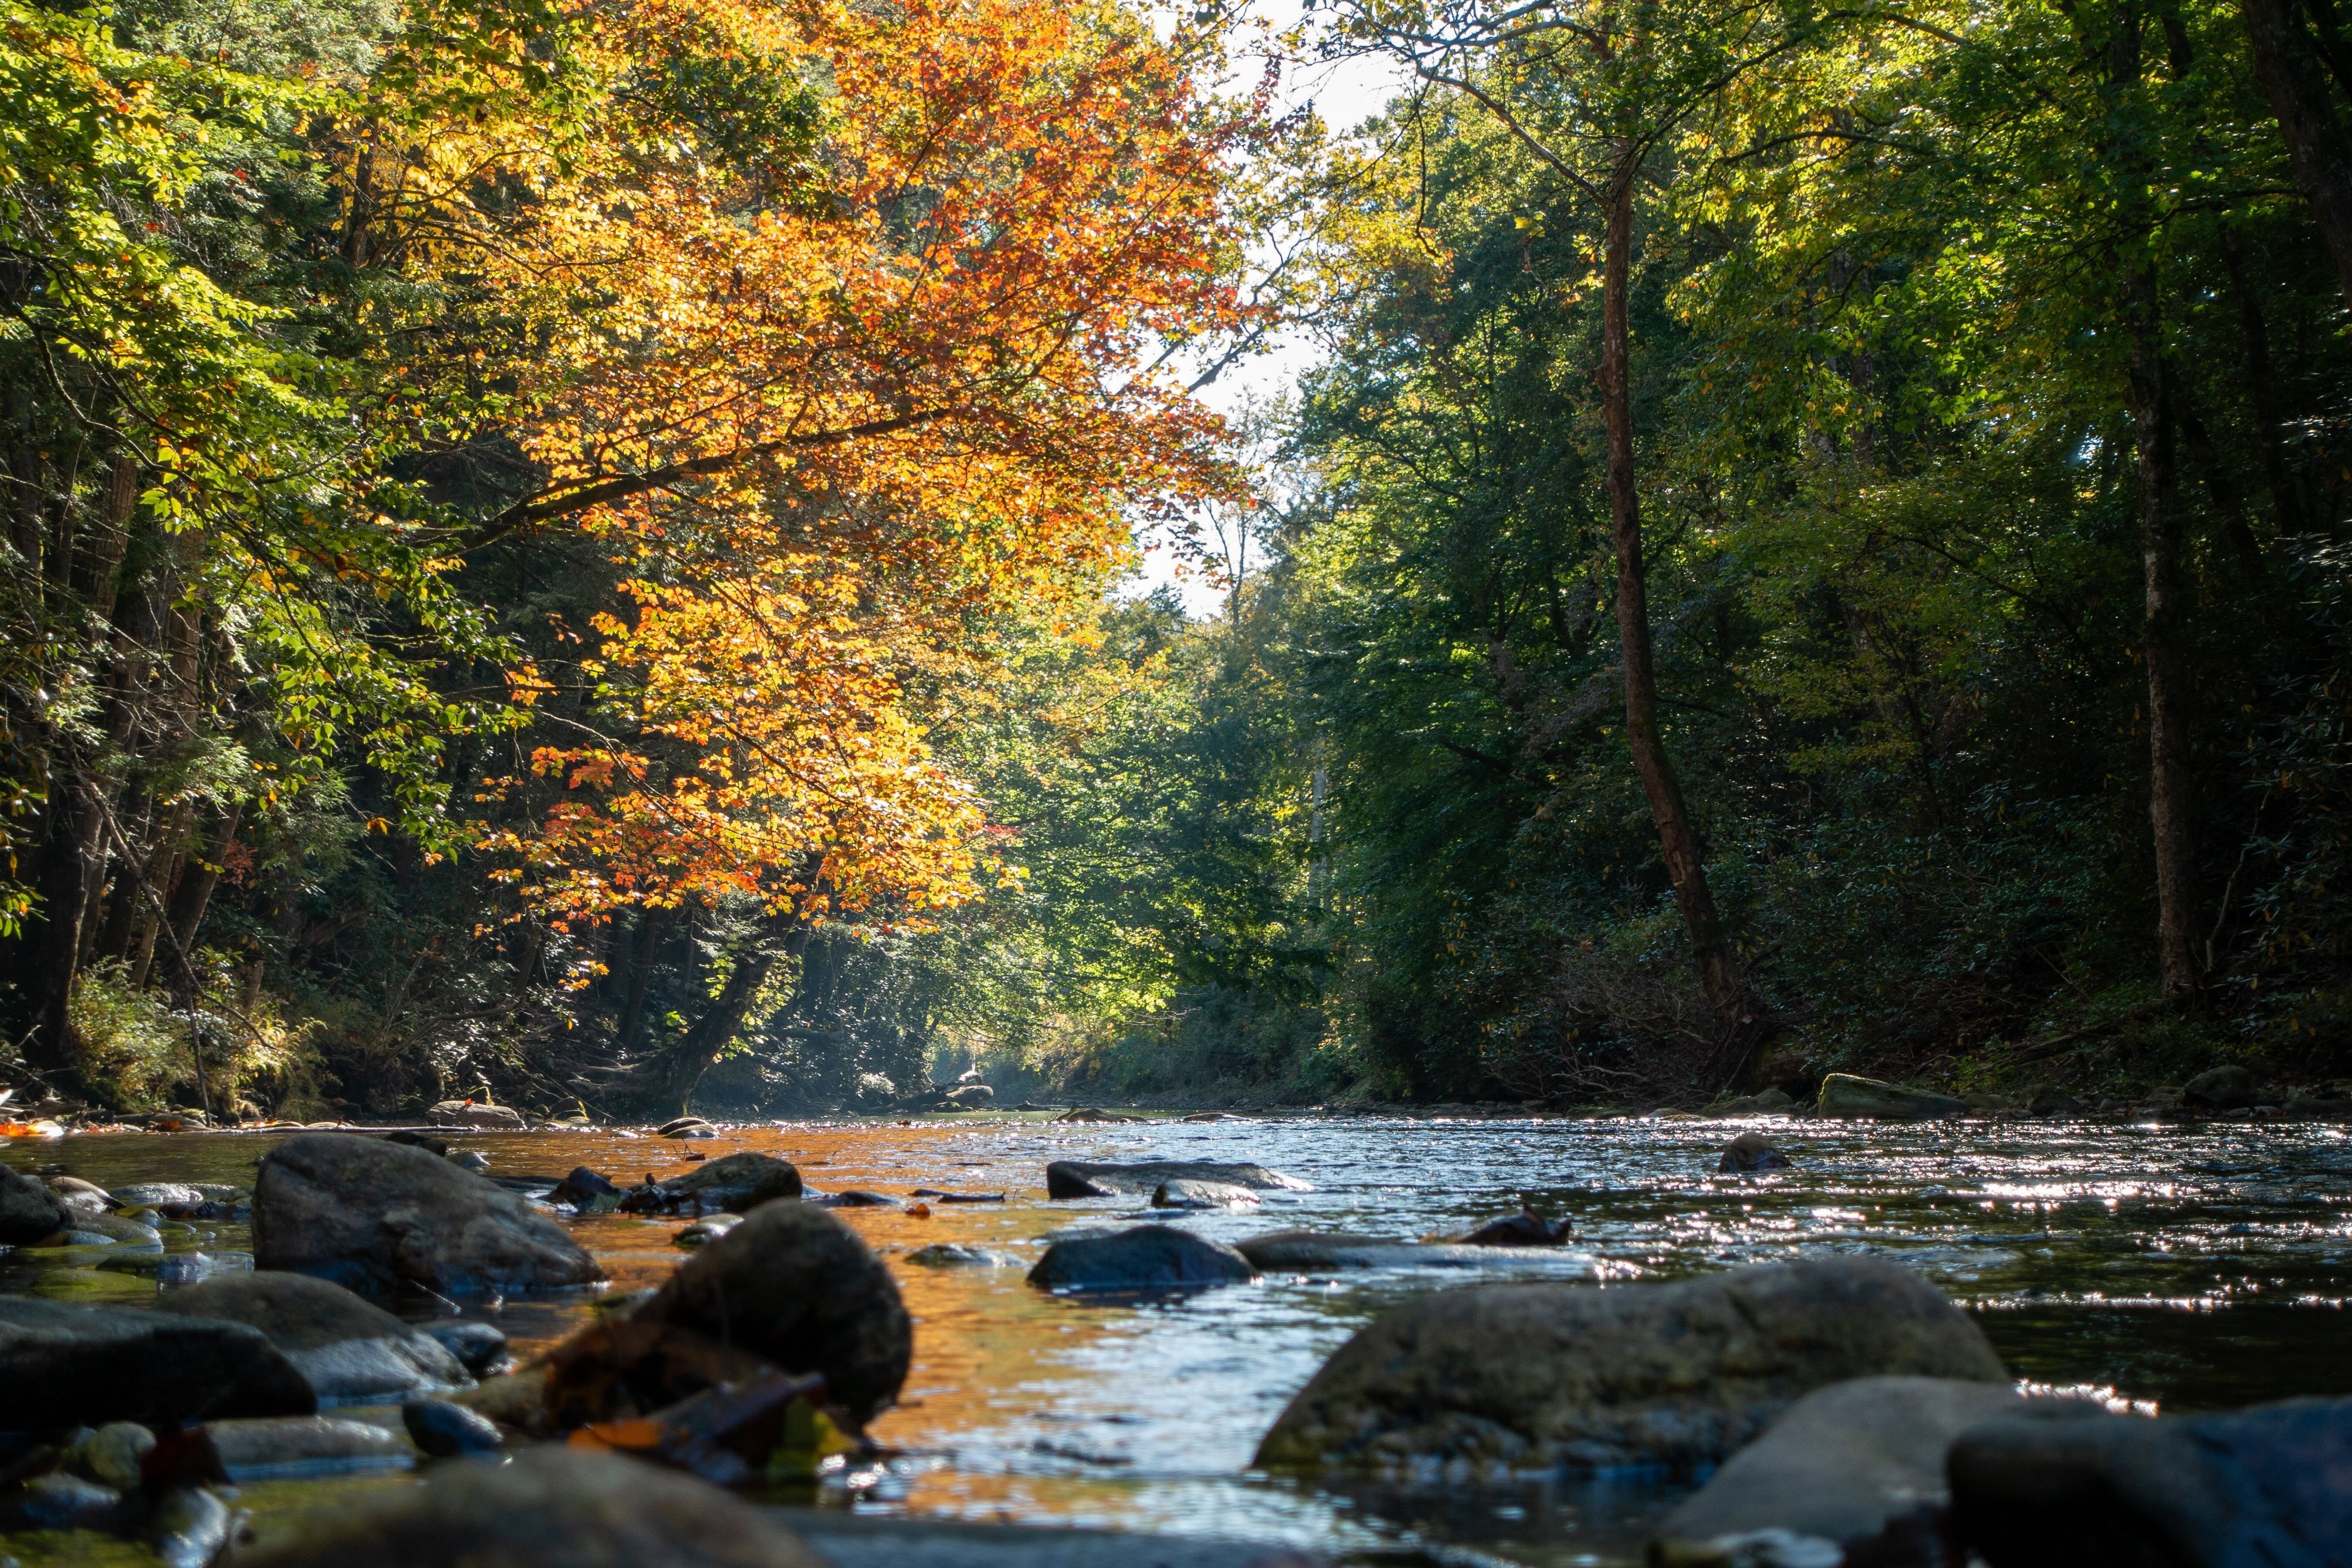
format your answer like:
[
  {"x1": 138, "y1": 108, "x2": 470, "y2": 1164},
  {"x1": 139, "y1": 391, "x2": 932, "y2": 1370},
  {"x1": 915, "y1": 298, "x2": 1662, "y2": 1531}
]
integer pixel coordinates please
[
  {"x1": 1948, "y1": 1394, "x2": 2352, "y2": 1568},
  {"x1": 253, "y1": 1132, "x2": 606, "y2": 1299},
  {"x1": 427, "y1": 1100, "x2": 525, "y2": 1128},
  {"x1": 0, "y1": 1166, "x2": 69, "y2": 1244},
  {"x1": 233, "y1": 1446, "x2": 832, "y2": 1568},
  {"x1": 203, "y1": 1414, "x2": 416, "y2": 1479},
  {"x1": 150, "y1": 1270, "x2": 471, "y2": 1403},
  {"x1": 1045, "y1": 1160, "x2": 1312, "y2": 1198},
  {"x1": 0, "y1": 1297, "x2": 315, "y2": 1428},
  {"x1": 632, "y1": 1199, "x2": 911, "y2": 1425},
  {"x1": 1649, "y1": 1376, "x2": 2046, "y2": 1567},
  {"x1": 618, "y1": 1151, "x2": 804, "y2": 1214},
  {"x1": 1151, "y1": 1178, "x2": 1262, "y2": 1210},
  {"x1": 1253, "y1": 1257, "x2": 2006, "y2": 1474},
  {"x1": 1815, "y1": 1073, "x2": 1969, "y2": 1120},
  {"x1": 1028, "y1": 1226, "x2": 1258, "y2": 1290},
  {"x1": 2182, "y1": 1065, "x2": 2260, "y2": 1111},
  {"x1": 1234, "y1": 1232, "x2": 1511, "y2": 1271}
]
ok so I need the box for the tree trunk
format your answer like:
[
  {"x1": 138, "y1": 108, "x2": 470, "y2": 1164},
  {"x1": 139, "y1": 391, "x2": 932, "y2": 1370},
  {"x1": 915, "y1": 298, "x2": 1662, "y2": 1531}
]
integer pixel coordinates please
[
  {"x1": 2240, "y1": 0, "x2": 2352, "y2": 308},
  {"x1": 2218, "y1": 234, "x2": 2306, "y2": 537},
  {"x1": 159, "y1": 805, "x2": 241, "y2": 998},
  {"x1": 617, "y1": 906, "x2": 670, "y2": 1052},
  {"x1": 632, "y1": 919, "x2": 804, "y2": 1114},
  {"x1": 2123, "y1": 267, "x2": 2202, "y2": 1003},
  {"x1": 1598, "y1": 152, "x2": 1764, "y2": 1079}
]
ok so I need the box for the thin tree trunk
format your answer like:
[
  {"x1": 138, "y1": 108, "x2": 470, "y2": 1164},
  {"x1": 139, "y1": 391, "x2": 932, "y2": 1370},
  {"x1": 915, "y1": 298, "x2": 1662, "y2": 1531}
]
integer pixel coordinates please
[
  {"x1": 637, "y1": 920, "x2": 804, "y2": 1113},
  {"x1": 2240, "y1": 0, "x2": 2352, "y2": 308},
  {"x1": 1598, "y1": 153, "x2": 1763, "y2": 1078},
  {"x1": 2218, "y1": 234, "x2": 2307, "y2": 536},
  {"x1": 2123, "y1": 268, "x2": 2202, "y2": 1003},
  {"x1": 618, "y1": 907, "x2": 669, "y2": 1052},
  {"x1": 160, "y1": 805, "x2": 241, "y2": 997}
]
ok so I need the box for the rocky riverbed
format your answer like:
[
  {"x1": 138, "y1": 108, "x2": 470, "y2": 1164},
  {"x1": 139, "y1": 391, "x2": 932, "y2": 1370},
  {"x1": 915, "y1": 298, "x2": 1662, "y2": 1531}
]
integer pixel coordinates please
[{"x1": 0, "y1": 1108, "x2": 2347, "y2": 1566}]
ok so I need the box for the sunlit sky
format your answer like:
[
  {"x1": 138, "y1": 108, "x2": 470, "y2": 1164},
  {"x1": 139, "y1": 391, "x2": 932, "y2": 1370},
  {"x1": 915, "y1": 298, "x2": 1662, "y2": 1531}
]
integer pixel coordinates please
[{"x1": 1128, "y1": 31, "x2": 1409, "y2": 617}]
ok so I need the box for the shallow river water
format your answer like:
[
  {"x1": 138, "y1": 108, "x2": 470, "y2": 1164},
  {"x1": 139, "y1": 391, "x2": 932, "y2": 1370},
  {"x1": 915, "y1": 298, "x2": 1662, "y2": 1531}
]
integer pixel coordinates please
[{"x1": 5, "y1": 1112, "x2": 2350, "y2": 1565}]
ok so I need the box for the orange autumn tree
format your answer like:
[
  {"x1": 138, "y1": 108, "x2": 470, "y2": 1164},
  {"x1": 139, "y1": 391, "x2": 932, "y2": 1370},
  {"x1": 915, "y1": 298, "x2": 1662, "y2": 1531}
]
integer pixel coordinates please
[{"x1": 346, "y1": 0, "x2": 1261, "y2": 1098}]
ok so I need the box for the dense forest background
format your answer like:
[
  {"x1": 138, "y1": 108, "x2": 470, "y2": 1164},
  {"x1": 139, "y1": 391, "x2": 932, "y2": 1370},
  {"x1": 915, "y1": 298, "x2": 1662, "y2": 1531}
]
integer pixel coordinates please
[{"x1": 5, "y1": 0, "x2": 2350, "y2": 1119}]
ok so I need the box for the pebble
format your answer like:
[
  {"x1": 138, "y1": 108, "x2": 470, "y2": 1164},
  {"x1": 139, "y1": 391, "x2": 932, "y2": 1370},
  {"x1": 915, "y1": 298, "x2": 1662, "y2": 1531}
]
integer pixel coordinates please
[{"x1": 402, "y1": 1399, "x2": 506, "y2": 1458}]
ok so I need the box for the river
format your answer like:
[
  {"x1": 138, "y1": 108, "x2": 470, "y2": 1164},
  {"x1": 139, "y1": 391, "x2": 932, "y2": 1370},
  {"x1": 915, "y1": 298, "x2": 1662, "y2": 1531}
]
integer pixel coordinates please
[{"x1": 4, "y1": 1111, "x2": 2349, "y2": 1565}]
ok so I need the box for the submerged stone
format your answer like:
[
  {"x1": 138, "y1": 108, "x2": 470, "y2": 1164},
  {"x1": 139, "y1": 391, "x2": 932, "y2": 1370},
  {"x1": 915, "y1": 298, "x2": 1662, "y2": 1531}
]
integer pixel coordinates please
[
  {"x1": 1151, "y1": 1178, "x2": 1261, "y2": 1210},
  {"x1": 1718, "y1": 1133, "x2": 1792, "y2": 1173}
]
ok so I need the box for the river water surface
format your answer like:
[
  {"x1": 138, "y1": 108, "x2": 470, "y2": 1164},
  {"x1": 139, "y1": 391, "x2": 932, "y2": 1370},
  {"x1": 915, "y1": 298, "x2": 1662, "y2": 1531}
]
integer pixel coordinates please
[{"x1": 4, "y1": 1112, "x2": 2349, "y2": 1565}]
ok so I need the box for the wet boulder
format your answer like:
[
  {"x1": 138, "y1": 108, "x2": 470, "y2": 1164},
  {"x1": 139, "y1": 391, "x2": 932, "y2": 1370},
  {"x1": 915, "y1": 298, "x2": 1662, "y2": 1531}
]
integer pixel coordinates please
[
  {"x1": 1948, "y1": 1394, "x2": 2352, "y2": 1568},
  {"x1": 549, "y1": 1166, "x2": 623, "y2": 1211},
  {"x1": 0, "y1": 1297, "x2": 315, "y2": 1428},
  {"x1": 48, "y1": 1175, "x2": 118, "y2": 1212},
  {"x1": 1454, "y1": 1208, "x2": 1572, "y2": 1246},
  {"x1": 1649, "y1": 1377, "x2": 2046, "y2": 1568},
  {"x1": 905, "y1": 1243, "x2": 1018, "y2": 1267},
  {"x1": 0, "y1": 1473, "x2": 125, "y2": 1531},
  {"x1": 150, "y1": 1271, "x2": 471, "y2": 1403},
  {"x1": 619, "y1": 1152, "x2": 802, "y2": 1215},
  {"x1": 2182, "y1": 1065, "x2": 2259, "y2": 1111},
  {"x1": 1254, "y1": 1257, "x2": 2005, "y2": 1474},
  {"x1": 675, "y1": 1213, "x2": 745, "y2": 1247},
  {"x1": 0, "y1": 1166, "x2": 68, "y2": 1244},
  {"x1": 945, "y1": 1084, "x2": 995, "y2": 1107},
  {"x1": 230, "y1": 1446, "x2": 832, "y2": 1568},
  {"x1": 659, "y1": 1116, "x2": 718, "y2": 1139},
  {"x1": 1028, "y1": 1226, "x2": 1258, "y2": 1291},
  {"x1": 204, "y1": 1414, "x2": 416, "y2": 1480},
  {"x1": 1816, "y1": 1074, "x2": 1969, "y2": 1121},
  {"x1": 428, "y1": 1100, "x2": 524, "y2": 1129},
  {"x1": 631, "y1": 1201, "x2": 910, "y2": 1426},
  {"x1": 1717, "y1": 1133, "x2": 1791, "y2": 1174},
  {"x1": 402, "y1": 1398, "x2": 505, "y2": 1458},
  {"x1": 253, "y1": 1132, "x2": 606, "y2": 1299},
  {"x1": 423, "y1": 1320, "x2": 509, "y2": 1375},
  {"x1": 1152, "y1": 1179, "x2": 1262, "y2": 1210},
  {"x1": 43, "y1": 1210, "x2": 164, "y2": 1247},
  {"x1": 2027, "y1": 1087, "x2": 2086, "y2": 1118},
  {"x1": 1045, "y1": 1160, "x2": 1312, "y2": 1198}
]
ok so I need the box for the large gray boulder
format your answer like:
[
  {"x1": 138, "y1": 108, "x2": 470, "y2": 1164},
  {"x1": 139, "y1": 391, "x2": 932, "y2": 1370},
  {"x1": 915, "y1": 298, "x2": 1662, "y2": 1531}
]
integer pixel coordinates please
[
  {"x1": 1254, "y1": 1258, "x2": 2006, "y2": 1474},
  {"x1": 254, "y1": 1132, "x2": 605, "y2": 1299},
  {"x1": 618, "y1": 1151, "x2": 803, "y2": 1214},
  {"x1": 1649, "y1": 1377, "x2": 2045, "y2": 1567},
  {"x1": 2182, "y1": 1065, "x2": 2259, "y2": 1111},
  {"x1": 1816, "y1": 1073, "x2": 1969, "y2": 1120},
  {"x1": 232, "y1": 1446, "x2": 831, "y2": 1568},
  {"x1": 0, "y1": 1297, "x2": 315, "y2": 1428},
  {"x1": 1949, "y1": 1395, "x2": 2352, "y2": 1568},
  {"x1": 1045, "y1": 1160, "x2": 1311, "y2": 1198},
  {"x1": 0, "y1": 1165, "x2": 68, "y2": 1243},
  {"x1": 632, "y1": 1201, "x2": 910, "y2": 1425},
  {"x1": 150, "y1": 1271, "x2": 471, "y2": 1403},
  {"x1": 1028, "y1": 1226, "x2": 1258, "y2": 1291}
]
